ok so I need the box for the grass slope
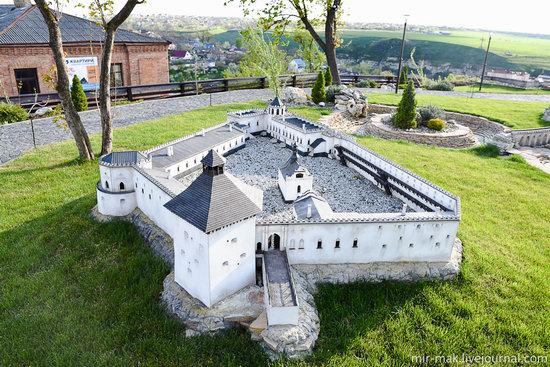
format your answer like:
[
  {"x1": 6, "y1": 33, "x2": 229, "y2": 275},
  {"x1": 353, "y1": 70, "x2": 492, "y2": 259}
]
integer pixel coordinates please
[
  {"x1": 368, "y1": 93, "x2": 549, "y2": 129},
  {"x1": 1, "y1": 102, "x2": 549, "y2": 366}
]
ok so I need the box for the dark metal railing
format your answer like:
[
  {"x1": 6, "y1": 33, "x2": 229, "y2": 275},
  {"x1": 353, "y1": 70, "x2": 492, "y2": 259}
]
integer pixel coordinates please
[{"x1": 2, "y1": 73, "x2": 398, "y2": 112}]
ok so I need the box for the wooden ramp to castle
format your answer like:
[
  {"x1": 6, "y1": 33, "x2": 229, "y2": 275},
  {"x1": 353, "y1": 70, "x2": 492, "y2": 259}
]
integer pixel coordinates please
[{"x1": 263, "y1": 250, "x2": 297, "y2": 308}]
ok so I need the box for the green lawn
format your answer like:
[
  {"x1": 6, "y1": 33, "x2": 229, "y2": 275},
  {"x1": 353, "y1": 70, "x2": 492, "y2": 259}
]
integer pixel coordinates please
[
  {"x1": 454, "y1": 84, "x2": 550, "y2": 95},
  {"x1": 1, "y1": 102, "x2": 549, "y2": 366},
  {"x1": 368, "y1": 93, "x2": 549, "y2": 129}
]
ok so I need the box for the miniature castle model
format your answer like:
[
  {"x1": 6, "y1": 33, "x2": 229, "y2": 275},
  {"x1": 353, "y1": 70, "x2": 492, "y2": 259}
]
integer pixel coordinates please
[{"x1": 97, "y1": 98, "x2": 461, "y2": 329}]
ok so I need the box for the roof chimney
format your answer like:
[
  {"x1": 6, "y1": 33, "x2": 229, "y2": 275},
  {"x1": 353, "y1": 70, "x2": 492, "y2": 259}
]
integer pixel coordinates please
[
  {"x1": 400, "y1": 204, "x2": 408, "y2": 216},
  {"x1": 306, "y1": 204, "x2": 312, "y2": 219},
  {"x1": 14, "y1": 0, "x2": 31, "y2": 8},
  {"x1": 166, "y1": 146, "x2": 174, "y2": 157}
]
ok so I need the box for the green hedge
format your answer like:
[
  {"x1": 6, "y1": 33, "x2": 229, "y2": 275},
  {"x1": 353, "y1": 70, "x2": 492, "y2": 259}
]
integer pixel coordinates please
[{"x1": 0, "y1": 103, "x2": 28, "y2": 125}]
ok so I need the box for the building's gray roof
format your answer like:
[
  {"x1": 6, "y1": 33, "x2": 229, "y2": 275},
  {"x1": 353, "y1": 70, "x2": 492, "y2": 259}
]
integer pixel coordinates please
[
  {"x1": 0, "y1": 5, "x2": 168, "y2": 45},
  {"x1": 164, "y1": 166, "x2": 261, "y2": 233},
  {"x1": 293, "y1": 192, "x2": 332, "y2": 220},
  {"x1": 148, "y1": 125, "x2": 243, "y2": 169},
  {"x1": 201, "y1": 149, "x2": 225, "y2": 167},
  {"x1": 270, "y1": 97, "x2": 282, "y2": 107},
  {"x1": 281, "y1": 116, "x2": 320, "y2": 131},
  {"x1": 99, "y1": 151, "x2": 146, "y2": 167},
  {"x1": 309, "y1": 138, "x2": 326, "y2": 148},
  {"x1": 280, "y1": 147, "x2": 307, "y2": 178}
]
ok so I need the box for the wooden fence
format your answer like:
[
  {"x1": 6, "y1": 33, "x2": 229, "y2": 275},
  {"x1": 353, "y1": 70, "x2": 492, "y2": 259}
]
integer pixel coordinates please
[{"x1": 2, "y1": 73, "x2": 398, "y2": 112}]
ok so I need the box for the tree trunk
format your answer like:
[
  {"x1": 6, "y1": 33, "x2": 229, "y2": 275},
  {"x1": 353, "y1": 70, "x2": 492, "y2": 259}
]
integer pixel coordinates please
[
  {"x1": 99, "y1": 30, "x2": 115, "y2": 155},
  {"x1": 35, "y1": 1, "x2": 94, "y2": 161},
  {"x1": 96, "y1": 0, "x2": 143, "y2": 155},
  {"x1": 324, "y1": 0, "x2": 341, "y2": 85}
]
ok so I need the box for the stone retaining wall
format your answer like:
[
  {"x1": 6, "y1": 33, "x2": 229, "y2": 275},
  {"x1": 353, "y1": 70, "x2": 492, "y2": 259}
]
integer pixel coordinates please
[
  {"x1": 369, "y1": 104, "x2": 509, "y2": 137},
  {"x1": 294, "y1": 238, "x2": 462, "y2": 294},
  {"x1": 367, "y1": 121, "x2": 477, "y2": 148}
]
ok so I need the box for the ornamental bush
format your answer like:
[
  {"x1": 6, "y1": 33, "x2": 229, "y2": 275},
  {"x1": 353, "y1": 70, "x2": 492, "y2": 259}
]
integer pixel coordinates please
[
  {"x1": 418, "y1": 104, "x2": 444, "y2": 124},
  {"x1": 70, "y1": 75, "x2": 88, "y2": 112},
  {"x1": 324, "y1": 68, "x2": 332, "y2": 87},
  {"x1": 311, "y1": 71, "x2": 326, "y2": 104},
  {"x1": 425, "y1": 79, "x2": 454, "y2": 91},
  {"x1": 356, "y1": 79, "x2": 379, "y2": 88},
  {"x1": 0, "y1": 103, "x2": 28, "y2": 125},
  {"x1": 427, "y1": 118, "x2": 446, "y2": 131},
  {"x1": 393, "y1": 80, "x2": 417, "y2": 129}
]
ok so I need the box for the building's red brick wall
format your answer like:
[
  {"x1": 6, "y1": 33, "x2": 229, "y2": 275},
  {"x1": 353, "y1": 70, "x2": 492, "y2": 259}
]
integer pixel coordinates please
[{"x1": 0, "y1": 43, "x2": 169, "y2": 96}]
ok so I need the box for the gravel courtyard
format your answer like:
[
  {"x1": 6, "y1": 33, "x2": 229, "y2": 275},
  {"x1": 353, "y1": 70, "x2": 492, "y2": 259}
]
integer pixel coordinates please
[{"x1": 220, "y1": 136, "x2": 405, "y2": 221}]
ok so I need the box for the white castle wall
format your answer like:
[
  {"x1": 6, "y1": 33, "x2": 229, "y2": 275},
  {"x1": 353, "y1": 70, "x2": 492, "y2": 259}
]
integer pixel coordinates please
[
  {"x1": 207, "y1": 217, "x2": 257, "y2": 306},
  {"x1": 96, "y1": 166, "x2": 138, "y2": 216},
  {"x1": 133, "y1": 170, "x2": 178, "y2": 237},
  {"x1": 339, "y1": 139, "x2": 459, "y2": 214},
  {"x1": 165, "y1": 134, "x2": 247, "y2": 177},
  {"x1": 278, "y1": 171, "x2": 313, "y2": 202},
  {"x1": 173, "y1": 217, "x2": 211, "y2": 306},
  {"x1": 256, "y1": 217, "x2": 458, "y2": 264}
]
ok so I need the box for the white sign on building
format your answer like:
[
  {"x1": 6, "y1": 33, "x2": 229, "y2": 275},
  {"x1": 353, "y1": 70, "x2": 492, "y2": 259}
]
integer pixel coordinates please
[{"x1": 66, "y1": 56, "x2": 99, "y2": 91}]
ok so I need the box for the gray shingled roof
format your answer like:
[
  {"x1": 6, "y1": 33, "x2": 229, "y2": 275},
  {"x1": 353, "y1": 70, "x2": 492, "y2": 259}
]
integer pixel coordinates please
[
  {"x1": 270, "y1": 97, "x2": 282, "y2": 107},
  {"x1": 149, "y1": 125, "x2": 242, "y2": 169},
  {"x1": 99, "y1": 151, "x2": 146, "y2": 167},
  {"x1": 164, "y1": 169, "x2": 261, "y2": 233},
  {"x1": 309, "y1": 138, "x2": 326, "y2": 148},
  {"x1": 201, "y1": 149, "x2": 225, "y2": 167},
  {"x1": 279, "y1": 148, "x2": 307, "y2": 178},
  {"x1": 0, "y1": 5, "x2": 168, "y2": 45}
]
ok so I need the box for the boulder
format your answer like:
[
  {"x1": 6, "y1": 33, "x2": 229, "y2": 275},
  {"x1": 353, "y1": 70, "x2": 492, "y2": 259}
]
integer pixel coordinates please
[
  {"x1": 333, "y1": 86, "x2": 368, "y2": 118},
  {"x1": 543, "y1": 107, "x2": 550, "y2": 122},
  {"x1": 284, "y1": 87, "x2": 308, "y2": 104}
]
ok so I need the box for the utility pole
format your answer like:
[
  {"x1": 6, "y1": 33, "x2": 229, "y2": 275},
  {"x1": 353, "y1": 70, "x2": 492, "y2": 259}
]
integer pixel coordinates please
[
  {"x1": 479, "y1": 33, "x2": 493, "y2": 92},
  {"x1": 395, "y1": 15, "x2": 409, "y2": 94}
]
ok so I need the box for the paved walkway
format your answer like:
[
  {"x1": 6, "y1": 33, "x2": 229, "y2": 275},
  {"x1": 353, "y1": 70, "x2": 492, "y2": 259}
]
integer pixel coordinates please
[{"x1": 0, "y1": 89, "x2": 273, "y2": 164}]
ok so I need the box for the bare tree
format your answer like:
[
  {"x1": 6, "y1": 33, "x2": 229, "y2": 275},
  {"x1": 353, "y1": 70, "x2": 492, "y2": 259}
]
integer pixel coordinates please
[
  {"x1": 88, "y1": 0, "x2": 144, "y2": 155},
  {"x1": 34, "y1": 0, "x2": 94, "y2": 161}
]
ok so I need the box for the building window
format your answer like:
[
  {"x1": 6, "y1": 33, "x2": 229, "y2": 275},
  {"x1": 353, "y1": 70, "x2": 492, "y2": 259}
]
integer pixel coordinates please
[
  {"x1": 335, "y1": 240, "x2": 340, "y2": 249},
  {"x1": 119, "y1": 182, "x2": 125, "y2": 190},
  {"x1": 15, "y1": 68, "x2": 40, "y2": 94},
  {"x1": 317, "y1": 240, "x2": 322, "y2": 249},
  {"x1": 110, "y1": 63, "x2": 123, "y2": 87},
  {"x1": 297, "y1": 185, "x2": 301, "y2": 193},
  {"x1": 435, "y1": 242, "x2": 441, "y2": 247},
  {"x1": 240, "y1": 253, "x2": 246, "y2": 258},
  {"x1": 289, "y1": 239, "x2": 295, "y2": 250},
  {"x1": 141, "y1": 188, "x2": 144, "y2": 194},
  {"x1": 105, "y1": 181, "x2": 109, "y2": 189},
  {"x1": 222, "y1": 261, "x2": 229, "y2": 266},
  {"x1": 352, "y1": 239, "x2": 358, "y2": 248},
  {"x1": 231, "y1": 237, "x2": 238, "y2": 244},
  {"x1": 296, "y1": 173, "x2": 303, "y2": 178},
  {"x1": 299, "y1": 239, "x2": 304, "y2": 249},
  {"x1": 135, "y1": 183, "x2": 137, "y2": 188},
  {"x1": 409, "y1": 243, "x2": 414, "y2": 248}
]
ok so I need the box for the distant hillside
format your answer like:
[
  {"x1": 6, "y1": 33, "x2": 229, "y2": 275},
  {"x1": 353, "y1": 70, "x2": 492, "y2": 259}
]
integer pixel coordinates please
[{"x1": 212, "y1": 29, "x2": 550, "y2": 73}]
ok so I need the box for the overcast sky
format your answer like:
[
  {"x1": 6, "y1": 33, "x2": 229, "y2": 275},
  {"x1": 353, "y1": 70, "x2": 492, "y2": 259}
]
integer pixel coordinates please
[{"x1": 2, "y1": 0, "x2": 549, "y2": 35}]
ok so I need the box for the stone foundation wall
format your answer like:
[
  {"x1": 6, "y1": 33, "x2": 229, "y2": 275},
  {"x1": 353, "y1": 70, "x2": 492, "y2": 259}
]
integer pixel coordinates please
[
  {"x1": 294, "y1": 238, "x2": 462, "y2": 294},
  {"x1": 367, "y1": 122, "x2": 477, "y2": 148}
]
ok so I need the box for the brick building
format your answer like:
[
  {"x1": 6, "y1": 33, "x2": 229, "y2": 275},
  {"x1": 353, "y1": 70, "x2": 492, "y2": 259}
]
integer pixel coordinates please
[{"x1": 0, "y1": 0, "x2": 169, "y2": 96}]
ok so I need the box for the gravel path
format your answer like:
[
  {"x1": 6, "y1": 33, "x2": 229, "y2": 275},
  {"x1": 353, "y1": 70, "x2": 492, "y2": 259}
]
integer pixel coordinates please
[
  {"x1": 0, "y1": 89, "x2": 273, "y2": 164},
  {"x1": 361, "y1": 88, "x2": 550, "y2": 103}
]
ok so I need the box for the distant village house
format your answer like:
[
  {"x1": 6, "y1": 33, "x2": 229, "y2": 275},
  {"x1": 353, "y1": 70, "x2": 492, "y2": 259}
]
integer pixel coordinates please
[{"x1": 0, "y1": 0, "x2": 170, "y2": 95}]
